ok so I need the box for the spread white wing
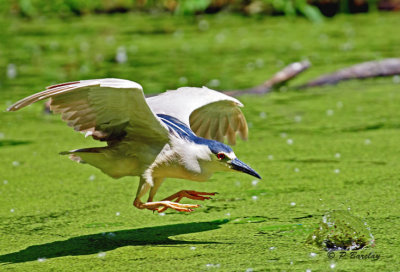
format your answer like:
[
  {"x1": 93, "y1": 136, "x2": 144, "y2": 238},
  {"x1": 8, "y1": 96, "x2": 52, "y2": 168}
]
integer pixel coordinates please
[
  {"x1": 7, "y1": 78, "x2": 169, "y2": 145},
  {"x1": 146, "y1": 86, "x2": 248, "y2": 145}
]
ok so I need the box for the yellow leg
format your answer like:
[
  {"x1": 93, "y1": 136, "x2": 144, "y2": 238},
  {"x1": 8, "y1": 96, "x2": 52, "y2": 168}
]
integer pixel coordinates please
[
  {"x1": 133, "y1": 178, "x2": 202, "y2": 213},
  {"x1": 132, "y1": 178, "x2": 216, "y2": 213}
]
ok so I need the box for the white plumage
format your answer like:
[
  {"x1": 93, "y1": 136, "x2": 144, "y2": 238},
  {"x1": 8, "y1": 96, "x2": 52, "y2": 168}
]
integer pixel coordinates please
[{"x1": 8, "y1": 78, "x2": 260, "y2": 213}]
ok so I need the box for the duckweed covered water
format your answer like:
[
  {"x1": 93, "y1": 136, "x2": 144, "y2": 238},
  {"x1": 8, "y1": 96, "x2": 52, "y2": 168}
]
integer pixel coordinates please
[{"x1": 1, "y1": 12, "x2": 400, "y2": 271}]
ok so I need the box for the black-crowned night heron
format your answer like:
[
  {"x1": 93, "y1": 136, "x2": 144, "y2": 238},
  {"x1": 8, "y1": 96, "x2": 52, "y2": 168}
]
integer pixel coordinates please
[{"x1": 8, "y1": 78, "x2": 261, "y2": 213}]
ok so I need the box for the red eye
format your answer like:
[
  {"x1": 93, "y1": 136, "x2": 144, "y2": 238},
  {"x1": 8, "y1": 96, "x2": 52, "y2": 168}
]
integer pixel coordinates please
[{"x1": 217, "y1": 153, "x2": 225, "y2": 160}]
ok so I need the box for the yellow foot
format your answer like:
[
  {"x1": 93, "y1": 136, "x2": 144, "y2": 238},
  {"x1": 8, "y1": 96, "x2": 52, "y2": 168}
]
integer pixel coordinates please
[
  {"x1": 163, "y1": 190, "x2": 217, "y2": 202},
  {"x1": 156, "y1": 190, "x2": 217, "y2": 213},
  {"x1": 134, "y1": 199, "x2": 200, "y2": 213}
]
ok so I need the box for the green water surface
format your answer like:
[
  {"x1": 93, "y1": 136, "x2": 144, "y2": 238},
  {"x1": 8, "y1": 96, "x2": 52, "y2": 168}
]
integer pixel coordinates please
[{"x1": 1, "y1": 12, "x2": 399, "y2": 271}]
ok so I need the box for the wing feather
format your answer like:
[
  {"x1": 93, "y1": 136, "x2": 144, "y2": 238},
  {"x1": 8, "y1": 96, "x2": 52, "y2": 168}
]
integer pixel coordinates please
[
  {"x1": 8, "y1": 78, "x2": 169, "y2": 145},
  {"x1": 147, "y1": 86, "x2": 248, "y2": 145},
  {"x1": 196, "y1": 118, "x2": 211, "y2": 138},
  {"x1": 190, "y1": 116, "x2": 203, "y2": 132},
  {"x1": 226, "y1": 126, "x2": 236, "y2": 145}
]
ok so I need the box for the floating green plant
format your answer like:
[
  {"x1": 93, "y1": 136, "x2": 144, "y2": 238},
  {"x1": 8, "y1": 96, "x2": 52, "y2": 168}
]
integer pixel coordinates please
[{"x1": 307, "y1": 210, "x2": 375, "y2": 250}]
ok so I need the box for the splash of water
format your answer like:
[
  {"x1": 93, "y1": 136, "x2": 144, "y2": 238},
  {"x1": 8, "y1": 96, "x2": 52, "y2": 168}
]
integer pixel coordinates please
[{"x1": 307, "y1": 210, "x2": 374, "y2": 250}]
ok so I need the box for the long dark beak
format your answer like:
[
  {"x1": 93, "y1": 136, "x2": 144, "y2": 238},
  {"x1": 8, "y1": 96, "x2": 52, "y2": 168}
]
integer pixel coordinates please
[{"x1": 229, "y1": 158, "x2": 261, "y2": 179}]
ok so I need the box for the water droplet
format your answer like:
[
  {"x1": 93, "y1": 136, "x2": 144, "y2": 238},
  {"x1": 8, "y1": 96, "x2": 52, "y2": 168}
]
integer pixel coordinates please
[
  {"x1": 251, "y1": 180, "x2": 259, "y2": 186},
  {"x1": 79, "y1": 64, "x2": 89, "y2": 74},
  {"x1": 173, "y1": 29, "x2": 184, "y2": 39},
  {"x1": 190, "y1": 246, "x2": 196, "y2": 250},
  {"x1": 364, "y1": 139, "x2": 371, "y2": 145},
  {"x1": 89, "y1": 175, "x2": 96, "y2": 181},
  {"x1": 340, "y1": 42, "x2": 353, "y2": 51},
  {"x1": 225, "y1": 212, "x2": 231, "y2": 216},
  {"x1": 245, "y1": 268, "x2": 254, "y2": 272},
  {"x1": 206, "y1": 263, "x2": 220, "y2": 268},
  {"x1": 334, "y1": 169, "x2": 340, "y2": 174},
  {"x1": 330, "y1": 263, "x2": 336, "y2": 269},
  {"x1": 280, "y1": 132, "x2": 287, "y2": 138},
  {"x1": 255, "y1": 59, "x2": 264, "y2": 68},
  {"x1": 207, "y1": 79, "x2": 220, "y2": 88},
  {"x1": 291, "y1": 42, "x2": 302, "y2": 51},
  {"x1": 336, "y1": 101, "x2": 343, "y2": 108},
  {"x1": 294, "y1": 168, "x2": 300, "y2": 173},
  {"x1": 116, "y1": 212, "x2": 120, "y2": 216},
  {"x1": 179, "y1": 77, "x2": 188, "y2": 85},
  {"x1": 115, "y1": 46, "x2": 127, "y2": 64},
  {"x1": 319, "y1": 33, "x2": 328, "y2": 42},
  {"x1": 106, "y1": 35, "x2": 115, "y2": 44},
  {"x1": 252, "y1": 196, "x2": 258, "y2": 201},
  {"x1": 326, "y1": 109, "x2": 334, "y2": 116},
  {"x1": 7, "y1": 64, "x2": 17, "y2": 79},
  {"x1": 37, "y1": 257, "x2": 46, "y2": 262},
  {"x1": 3, "y1": 180, "x2": 8, "y2": 185},
  {"x1": 290, "y1": 202, "x2": 296, "y2": 206},
  {"x1": 49, "y1": 41, "x2": 59, "y2": 50},
  {"x1": 306, "y1": 269, "x2": 312, "y2": 272},
  {"x1": 310, "y1": 252, "x2": 317, "y2": 257},
  {"x1": 80, "y1": 41, "x2": 89, "y2": 52},
  {"x1": 198, "y1": 20, "x2": 209, "y2": 31},
  {"x1": 334, "y1": 153, "x2": 341, "y2": 159},
  {"x1": 259, "y1": 112, "x2": 266, "y2": 119},
  {"x1": 98, "y1": 252, "x2": 106, "y2": 258},
  {"x1": 12, "y1": 161, "x2": 20, "y2": 167},
  {"x1": 107, "y1": 232, "x2": 116, "y2": 238},
  {"x1": 246, "y1": 62, "x2": 255, "y2": 71},
  {"x1": 215, "y1": 33, "x2": 225, "y2": 43},
  {"x1": 294, "y1": 115, "x2": 302, "y2": 122},
  {"x1": 159, "y1": 212, "x2": 166, "y2": 216},
  {"x1": 10, "y1": 208, "x2": 14, "y2": 213},
  {"x1": 269, "y1": 246, "x2": 276, "y2": 250},
  {"x1": 95, "y1": 54, "x2": 104, "y2": 62},
  {"x1": 287, "y1": 139, "x2": 293, "y2": 145},
  {"x1": 268, "y1": 155, "x2": 274, "y2": 160}
]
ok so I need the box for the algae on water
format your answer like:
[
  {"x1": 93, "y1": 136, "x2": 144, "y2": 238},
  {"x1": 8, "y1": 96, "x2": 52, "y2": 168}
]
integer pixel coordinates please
[{"x1": 307, "y1": 210, "x2": 374, "y2": 250}]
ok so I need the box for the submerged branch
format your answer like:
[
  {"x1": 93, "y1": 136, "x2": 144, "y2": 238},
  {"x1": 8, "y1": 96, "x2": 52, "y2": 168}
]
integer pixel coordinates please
[
  {"x1": 223, "y1": 60, "x2": 311, "y2": 97},
  {"x1": 298, "y1": 58, "x2": 400, "y2": 88}
]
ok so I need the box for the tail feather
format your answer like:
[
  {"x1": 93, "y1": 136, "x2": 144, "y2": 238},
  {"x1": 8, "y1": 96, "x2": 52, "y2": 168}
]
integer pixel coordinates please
[
  {"x1": 60, "y1": 147, "x2": 101, "y2": 163},
  {"x1": 60, "y1": 147, "x2": 139, "y2": 178}
]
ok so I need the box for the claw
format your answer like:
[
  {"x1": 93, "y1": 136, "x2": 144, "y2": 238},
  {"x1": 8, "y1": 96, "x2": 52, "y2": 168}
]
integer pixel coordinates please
[{"x1": 137, "y1": 190, "x2": 217, "y2": 213}]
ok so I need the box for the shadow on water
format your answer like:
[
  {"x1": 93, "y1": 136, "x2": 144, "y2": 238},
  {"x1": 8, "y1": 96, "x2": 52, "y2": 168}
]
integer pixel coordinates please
[
  {"x1": 0, "y1": 219, "x2": 229, "y2": 264},
  {"x1": 0, "y1": 140, "x2": 31, "y2": 148}
]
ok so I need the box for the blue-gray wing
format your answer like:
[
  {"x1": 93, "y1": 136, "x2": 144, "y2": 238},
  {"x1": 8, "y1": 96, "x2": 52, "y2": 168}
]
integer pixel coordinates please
[{"x1": 146, "y1": 86, "x2": 248, "y2": 145}]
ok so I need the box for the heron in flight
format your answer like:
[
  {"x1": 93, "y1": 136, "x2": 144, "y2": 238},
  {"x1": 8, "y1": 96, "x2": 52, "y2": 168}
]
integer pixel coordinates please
[{"x1": 8, "y1": 78, "x2": 261, "y2": 213}]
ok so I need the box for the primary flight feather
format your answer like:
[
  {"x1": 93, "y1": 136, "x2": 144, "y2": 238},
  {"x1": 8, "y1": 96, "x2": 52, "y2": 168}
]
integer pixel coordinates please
[{"x1": 8, "y1": 78, "x2": 260, "y2": 212}]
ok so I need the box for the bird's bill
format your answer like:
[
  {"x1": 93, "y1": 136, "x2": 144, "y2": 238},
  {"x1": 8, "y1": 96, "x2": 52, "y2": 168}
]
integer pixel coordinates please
[{"x1": 229, "y1": 158, "x2": 261, "y2": 179}]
